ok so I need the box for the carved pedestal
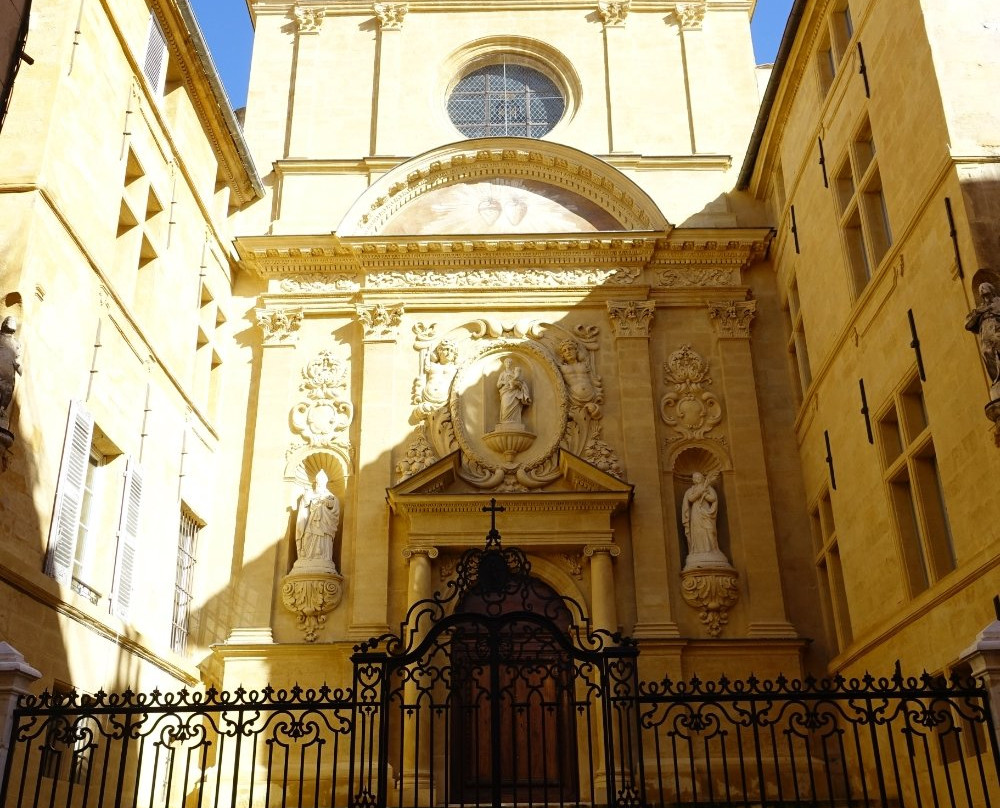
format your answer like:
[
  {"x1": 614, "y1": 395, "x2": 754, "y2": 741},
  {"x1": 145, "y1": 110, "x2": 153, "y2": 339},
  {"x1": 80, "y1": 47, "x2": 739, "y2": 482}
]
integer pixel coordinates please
[
  {"x1": 680, "y1": 566, "x2": 739, "y2": 637},
  {"x1": 280, "y1": 570, "x2": 344, "y2": 642}
]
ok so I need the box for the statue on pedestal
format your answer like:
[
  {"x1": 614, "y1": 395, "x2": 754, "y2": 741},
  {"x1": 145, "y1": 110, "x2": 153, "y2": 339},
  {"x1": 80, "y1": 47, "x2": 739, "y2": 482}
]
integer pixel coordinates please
[
  {"x1": 294, "y1": 470, "x2": 340, "y2": 572},
  {"x1": 497, "y1": 357, "x2": 531, "y2": 427},
  {"x1": 965, "y1": 281, "x2": 1000, "y2": 401},
  {"x1": 0, "y1": 316, "x2": 23, "y2": 430}
]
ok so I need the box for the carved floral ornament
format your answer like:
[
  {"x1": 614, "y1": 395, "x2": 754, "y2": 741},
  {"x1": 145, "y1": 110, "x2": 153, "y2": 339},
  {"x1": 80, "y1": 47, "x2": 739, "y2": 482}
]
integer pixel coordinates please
[
  {"x1": 660, "y1": 345, "x2": 723, "y2": 441},
  {"x1": 256, "y1": 306, "x2": 303, "y2": 344},
  {"x1": 293, "y1": 6, "x2": 325, "y2": 34},
  {"x1": 606, "y1": 300, "x2": 655, "y2": 338},
  {"x1": 373, "y1": 2, "x2": 407, "y2": 29},
  {"x1": 280, "y1": 572, "x2": 344, "y2": 642},
  {"x1": 681, "y1": 567, "x2": 738, "y2": 637},
  {"x1": 396, "y1": 319, "x2": 623, "y2": 490},
  {"x1": 597, "y1": 0, "x2": 630, "y2": 27},
  {"x1": 289, "y1": 350, "x2": 354, "y2": 454},
  {"x1": 707, "y1": 299, "x2": 757, "y2": 339},
  {"x1": 356, "y1": 302, "x2": 404, "y2": 341},
  {"x1": 675, "y1": 1, "x2": 707, "y2": 30}
]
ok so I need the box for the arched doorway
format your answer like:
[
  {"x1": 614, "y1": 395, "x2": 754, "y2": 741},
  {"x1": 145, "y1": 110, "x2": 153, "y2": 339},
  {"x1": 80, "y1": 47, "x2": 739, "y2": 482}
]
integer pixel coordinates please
[{"x1": 451, "y1": 578, "x2": 579, "y2": 804}]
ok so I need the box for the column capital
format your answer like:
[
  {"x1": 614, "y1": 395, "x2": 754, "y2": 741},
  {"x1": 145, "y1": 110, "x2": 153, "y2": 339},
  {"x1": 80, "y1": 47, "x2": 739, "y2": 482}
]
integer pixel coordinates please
[
  {"x1": 675, "y1": 1, "x2": 706, "y2": 30},
  {"x1": 256, "y1": 306, "x2": 303, "y2": 345},
  {"x1": 374, "y1": 2, "x2": 408, "y2": 30},
  {"x1": 583, "y1": 543, "x2": 622, "y2": 559},
  {"x1": 402, "y1": 546, "x2": 439, "y2": 561},
  {"x1": 597, "y1": 0, "x2": 630, "y2": 28},
  {"x1": 606, "y1": 300, "x2": 655, "y2": 338},
  {"x1": 707, "y1": 299, "x2": 757, "y2": 339},
  {"x1": 293, "y1": 6, "x2": 325, "y2": 34},
  {"x1": 357, "y1": 302, "x2": 405, "y2": 342}
]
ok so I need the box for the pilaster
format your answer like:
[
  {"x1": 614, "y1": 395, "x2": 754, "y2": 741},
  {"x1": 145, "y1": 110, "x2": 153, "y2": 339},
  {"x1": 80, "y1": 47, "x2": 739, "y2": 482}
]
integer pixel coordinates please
[
  {"x1": 287, "y1": 8, "x2": 325, "y2": 157},
  {"x1": 372, "y1": 4, "x2": 409, "y2": 156},
  {"x1": 228, "y1": 307, "x2": 304, "y2": 642},
  {"x1": 606, "y1": 300, "x2": 679, "y2": 639},
  {"x1": 598, "y1": 1, "x2": 632, "y2": 153},
  {"x1": 706, "y1": 300, "x2": 796, "y2": 638},
  {"x1": 349, "y1": 302, "x2": 404, "y2": 638}
]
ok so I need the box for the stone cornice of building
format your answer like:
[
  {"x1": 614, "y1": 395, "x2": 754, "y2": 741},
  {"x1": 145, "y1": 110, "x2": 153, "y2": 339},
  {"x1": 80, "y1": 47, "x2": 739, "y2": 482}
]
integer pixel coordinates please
[
  {"x1": 254, "y1": 1, "x2": 749, "y2": 18},
  {"x1": 154, "y1": 0, "x2": 264, "y2": 205},
  {"x1": 236, "y1": 229, "x2": 773, "y2": 293}
]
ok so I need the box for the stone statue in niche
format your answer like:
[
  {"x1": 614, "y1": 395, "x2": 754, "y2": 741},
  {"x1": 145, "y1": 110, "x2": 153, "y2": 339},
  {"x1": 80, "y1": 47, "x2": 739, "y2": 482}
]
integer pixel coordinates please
[
  {"x1": 965, "y1": 281, "x2": 1000, "y2": 401},
  {"x1": 681, "y1": 471, "x2": 729, "y2": 568},
  {"x1": 414, "y1": 338, "x2": 458, "y2": 414},
  {"x1": 294, "y1": 470, "x2": 340, "y2": 573},
  {"x1": 0, "y1": 316, "x2": 23, "y2": 430},
  {"x1": 497, "y1": 357, "x2": 531, "y2": 427}
]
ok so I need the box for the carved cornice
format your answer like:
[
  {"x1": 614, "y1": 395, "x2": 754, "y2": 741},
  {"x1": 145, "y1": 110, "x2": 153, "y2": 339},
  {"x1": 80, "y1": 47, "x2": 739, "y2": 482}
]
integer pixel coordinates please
[
  {"x1": 607, "y1": 300, "x2": 656, "y2": 338},
  {"x1": 356, "y1": 302, "x2": 405, "y2": 341},
  {"x1": 373, "y1": 2, "x2": 408, "y2": 28},
  {"x1": 597, "y1": 0, "x2": 630, "y2": 26},
  {"x1": 707, "y1": 299, "x2": 757, "y2": 339},
  {"x1": 255, "y1": 306, "x2": 303, "y2": 344}
]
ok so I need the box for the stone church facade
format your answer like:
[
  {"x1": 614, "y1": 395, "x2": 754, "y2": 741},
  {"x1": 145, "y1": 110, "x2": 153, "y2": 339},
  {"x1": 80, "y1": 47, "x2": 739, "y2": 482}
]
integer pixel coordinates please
[{"x1": 0, "y1": 0, "x2": 998, "y2": 738}]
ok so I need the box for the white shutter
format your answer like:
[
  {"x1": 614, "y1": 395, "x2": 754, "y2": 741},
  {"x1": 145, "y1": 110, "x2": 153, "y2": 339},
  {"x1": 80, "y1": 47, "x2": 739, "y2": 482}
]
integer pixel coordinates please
[
  {"x1": 45, "y1": 402, "x2": 95, "y2": 584},
  {"x1": 143, "y1": 15, "x2": 168, "y2": 97},
  {"x1": 111, "y1": 458, "x2": 143, "y2": 620}
]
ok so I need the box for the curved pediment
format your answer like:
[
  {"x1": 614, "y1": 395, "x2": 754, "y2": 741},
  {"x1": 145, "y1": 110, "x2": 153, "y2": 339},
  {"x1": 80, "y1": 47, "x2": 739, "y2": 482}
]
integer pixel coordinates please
[{"x1": 337, "y1": 138, "x2": 670, "y2": 237}]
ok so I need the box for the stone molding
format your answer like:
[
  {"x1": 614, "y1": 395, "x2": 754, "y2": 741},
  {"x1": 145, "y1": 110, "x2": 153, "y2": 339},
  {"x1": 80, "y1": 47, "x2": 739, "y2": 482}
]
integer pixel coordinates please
[
  {"x1": 597, "y1": 0, "x2": 629, "y2": 27},
  {"x1": 708, "y1": 299, "x2": 757, "y2": 338},
  {"x1": 356, "y1": 302, "x2": 404, "y2": 341},
  {"x1": 607, "y1": 300, "x2": 655, "y2": 338},
  {"x1": 256, "y1": 306, "x2": 303, "y2": 345},
  {"x1": 373, "y1": 2, "x2": 407, "y2": 29}
]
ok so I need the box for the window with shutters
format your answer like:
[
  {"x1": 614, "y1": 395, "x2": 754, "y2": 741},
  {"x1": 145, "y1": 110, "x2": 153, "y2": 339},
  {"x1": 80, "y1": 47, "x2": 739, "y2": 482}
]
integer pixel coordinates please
[
  {"x1": 142, "y1": 14, "x2": 168, "y2": 98},
  {"x1": 171, "y1": 507, "x2": 201, "y2": 654},
  {"x1": 46, "y1": 401, "x2": 141, "y2": 619}
]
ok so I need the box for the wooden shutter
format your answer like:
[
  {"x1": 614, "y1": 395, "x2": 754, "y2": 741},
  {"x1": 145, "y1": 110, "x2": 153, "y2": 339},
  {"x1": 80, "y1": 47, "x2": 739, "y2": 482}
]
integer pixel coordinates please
[
  {"x1": 111, "y1": 458, "x2": 143, "y2": 620},
  {"x1": 142, "y1": 15, "x2": 167, "y2": 97},
  {"x1": 45, "y1": 401, "x2": 94, "y2": 584}
]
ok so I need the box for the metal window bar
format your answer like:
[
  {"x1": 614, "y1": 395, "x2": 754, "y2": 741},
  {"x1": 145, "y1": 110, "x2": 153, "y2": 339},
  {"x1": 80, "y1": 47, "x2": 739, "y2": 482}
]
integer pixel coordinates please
[
  {"x1": 170, "y1": 509, "x2": 199, "y2": 654},
  {"x1": 448, "y1": 58, "x2": 565, "y2": 139}
]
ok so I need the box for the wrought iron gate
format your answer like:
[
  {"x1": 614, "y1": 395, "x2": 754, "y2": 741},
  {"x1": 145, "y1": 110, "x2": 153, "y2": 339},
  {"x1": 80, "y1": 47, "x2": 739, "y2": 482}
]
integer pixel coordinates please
[{"x1": 350, "y1": 518, "x2": 644, "y2": 808}]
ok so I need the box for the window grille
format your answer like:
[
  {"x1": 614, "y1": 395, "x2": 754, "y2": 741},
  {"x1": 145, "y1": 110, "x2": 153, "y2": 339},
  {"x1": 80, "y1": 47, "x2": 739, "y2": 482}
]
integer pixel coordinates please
[
  {"x1": 447, "y1": 59, "x2": 564, "y2": 139},
  {"x1": 171, "y1": 508, "x2": 200, "y2": 654}
]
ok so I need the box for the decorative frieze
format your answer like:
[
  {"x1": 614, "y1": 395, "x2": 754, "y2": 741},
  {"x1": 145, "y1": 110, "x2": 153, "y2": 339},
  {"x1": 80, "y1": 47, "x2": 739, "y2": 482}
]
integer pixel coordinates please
[
  {"x1": 373, "y1": 2, "x2": 407, "y2": 29},
  {"x1": 607, "y1": 300, "x2": 655, "y2": 338},
  {"x1": 368, "y1": 266, "x2": 641, "y2": 289},
  {"x1": 656, "y1": 267, "x2": 738, "y2": 287},
  {"x1": 707, "y1": 299, "x2": 757, "y2": 339},
  {"x1": 279, "y1": 274, "x2": 359, "y2": 294},
  {"x1": 357, "y1": 302, "x2": 404, "y2": 342},
  {"x1": 597, "y1": 0, "x2": 630, "y2": 27},
  {"x1": 256, "y1": 306, "x2": 303, "y2": 345}
]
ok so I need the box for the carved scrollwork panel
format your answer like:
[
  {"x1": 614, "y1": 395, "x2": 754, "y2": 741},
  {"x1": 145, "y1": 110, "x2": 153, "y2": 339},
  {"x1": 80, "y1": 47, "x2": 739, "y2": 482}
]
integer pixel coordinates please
[
  {"x1": 290, "y1": 350, "x2": 354, "y2": 453},
  {"x1": 660, "y1": 345, "x2": 723, "y2": 440}
]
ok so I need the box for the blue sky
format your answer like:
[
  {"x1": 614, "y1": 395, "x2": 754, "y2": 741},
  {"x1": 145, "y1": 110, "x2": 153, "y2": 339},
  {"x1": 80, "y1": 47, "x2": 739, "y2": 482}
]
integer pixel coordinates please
[{"x1": 189, "y1": 0, "x2": 794, "y2": 110}]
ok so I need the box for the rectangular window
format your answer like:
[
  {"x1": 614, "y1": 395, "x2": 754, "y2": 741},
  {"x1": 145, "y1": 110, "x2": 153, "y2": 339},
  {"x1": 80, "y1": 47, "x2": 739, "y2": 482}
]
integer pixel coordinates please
[
  {"x1": 783, "y1": 278, "x2": 812, "y2": 402},
  {"x1": 877, "y1": 376, "x2": 955, "y2": 597},
  {"x1": 835, "y1": 118, "x2": 893, "y2": 296},
  {"x1": 816, "y1": 2, "x2": 855, "y2": 96},
  {"x1": 171, "y1": 508, "x2": 201, "y2": 654},
  {"x1": 810, "y1": 490, "x2": 852, "y2": 652}
]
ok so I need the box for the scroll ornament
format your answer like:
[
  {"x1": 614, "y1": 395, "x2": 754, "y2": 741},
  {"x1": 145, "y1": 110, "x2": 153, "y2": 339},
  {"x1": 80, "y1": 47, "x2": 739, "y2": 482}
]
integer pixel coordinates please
[
  {"x1": 290, "y1": 351, "x2": 354, "y2": 451},
  {"x1": 280, "y1": 573, "x2": 344, "y2": 642},
  {"x1": 660, "y1": 345, "x2": 722, "y2": 440}
]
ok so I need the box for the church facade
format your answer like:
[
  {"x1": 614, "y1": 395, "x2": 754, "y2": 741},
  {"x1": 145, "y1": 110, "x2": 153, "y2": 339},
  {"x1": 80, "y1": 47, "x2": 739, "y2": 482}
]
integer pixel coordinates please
[{"x1": 0, "y1": 0, "x2": 998, "y2": 760}]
